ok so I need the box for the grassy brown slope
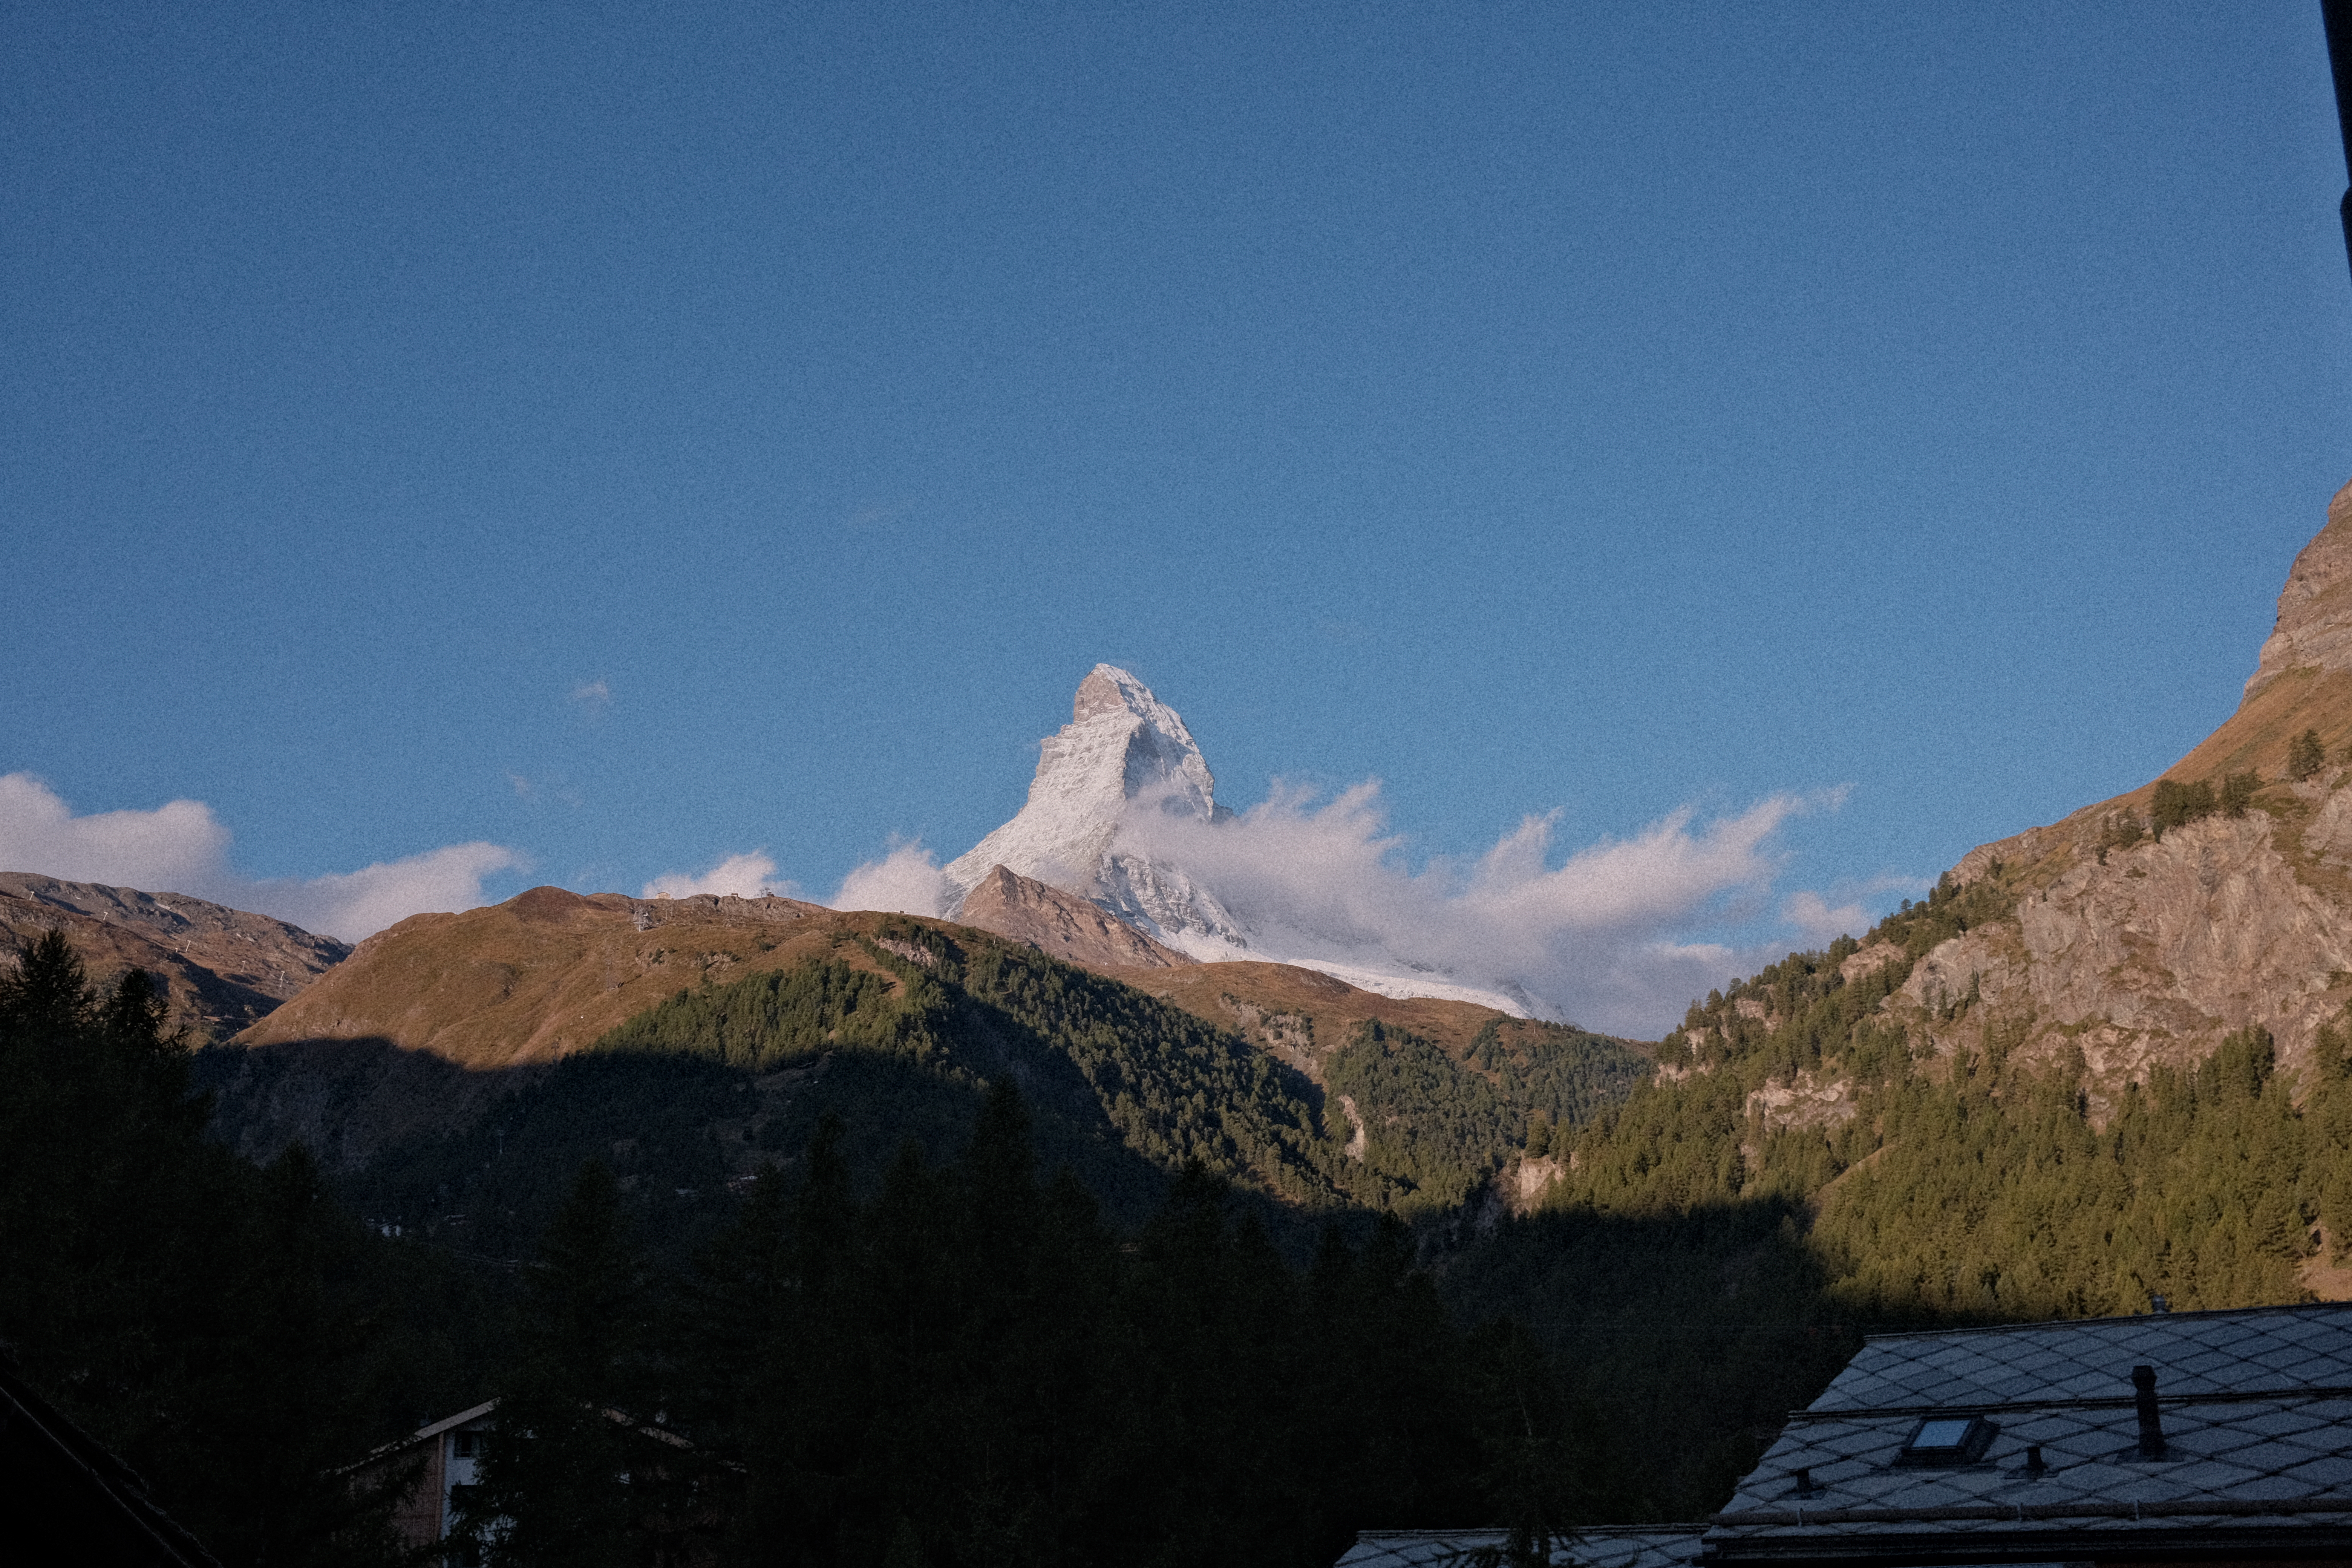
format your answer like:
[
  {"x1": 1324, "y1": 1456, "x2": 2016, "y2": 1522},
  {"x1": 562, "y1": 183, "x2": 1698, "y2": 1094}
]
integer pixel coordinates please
[
  {"x1": 1954, "y1": 666, "x2": 2352, "y2": 896},
  {"x1": 236, "y1": 887, "x2": 885, "y2": 1067},
  {"x1": 239, "y1": 883, "x2": 1608, "y2": 1077},
  {"x1": 1102, "y1": 958, "x2": 1645, "y2": 1087}
]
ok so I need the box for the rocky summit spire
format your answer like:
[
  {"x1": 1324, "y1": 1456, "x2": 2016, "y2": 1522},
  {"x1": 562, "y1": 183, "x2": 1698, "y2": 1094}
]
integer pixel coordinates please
[
  {"x1": 2247, "y1": 478, "x2": 2352, "y2": 696},
  {"x1": 938, "y1": 663, "x2": 1536, "y2": 1012},
  {"x1": 941, "y1": 665, "x2": 1245, "y2": 950}
]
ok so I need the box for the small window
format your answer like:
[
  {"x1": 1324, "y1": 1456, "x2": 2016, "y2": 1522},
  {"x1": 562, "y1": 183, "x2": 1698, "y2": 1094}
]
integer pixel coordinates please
[
  {"x1": 453, "y1": 1431, "x2": 481, "y2": 1460},
  {"x1": 1896, "y1": 1414, "x2": 1996, "y2": 1466}
]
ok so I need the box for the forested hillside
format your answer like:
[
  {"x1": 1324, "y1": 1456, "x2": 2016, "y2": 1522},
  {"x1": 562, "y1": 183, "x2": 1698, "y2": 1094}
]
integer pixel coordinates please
[
  {"x1": 334, "y1": 918, "x2": 1651, "y2": 1259},
  {"x1": 1444, "y1": 870, "x2": 2352, "y2": 1517},
  {"x1": 4, "y1": 928, "x2": 1617, "y2": 1567}
]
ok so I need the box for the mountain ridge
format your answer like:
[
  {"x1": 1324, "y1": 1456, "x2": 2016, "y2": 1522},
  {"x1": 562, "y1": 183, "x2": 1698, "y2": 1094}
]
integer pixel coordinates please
[
  {"x1": 1891, "y1": 478, "x2": 2352, "y2": 1095},
  {"x1": 0, "y1": 871, "x2": 348, "y2": 1041}
]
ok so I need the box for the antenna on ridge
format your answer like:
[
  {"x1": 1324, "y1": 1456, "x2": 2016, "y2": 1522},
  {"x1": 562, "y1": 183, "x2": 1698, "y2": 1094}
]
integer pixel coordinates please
[{"x1": 2324, "y1": 1, "x2": 2352, "y2": 282}]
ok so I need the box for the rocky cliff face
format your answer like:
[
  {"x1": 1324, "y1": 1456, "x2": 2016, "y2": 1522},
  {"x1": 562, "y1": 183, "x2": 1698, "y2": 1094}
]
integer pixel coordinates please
[
  {"x1": 954, "y1": 864, "x2": 1193, "y2": 970},
  {"x1": 0, "y1": 872, "x2": 349, "y2": 1041},
  {"x1": 2248, "y1": 480, "x2": 2352, "y2": 697},
  {"x1": 943, "y1": 664, "x2": 1250, "y2": 954},
  {"x1": 1896, "y1": 478, "x2": 2352, "y2": 1093}
]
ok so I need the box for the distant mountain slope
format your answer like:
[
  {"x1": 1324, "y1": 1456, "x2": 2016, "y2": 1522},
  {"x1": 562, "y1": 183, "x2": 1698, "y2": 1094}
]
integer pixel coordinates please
[
  {"x1": 1494, "y1": 478, "x2": 2352, "y2": 1328},
  {"x1": 235, "y1": 885, "x2": 841, "y2": 1069},
  {"x1": 955, "y1": 863, "x2": 1192, "y2": 969},
  {"x1": 0, "y1": 872, "x2": 347, "y2": 1041},
  {"x1": 199, "y1": 883, "x2": 1649, "y2": 1235}
]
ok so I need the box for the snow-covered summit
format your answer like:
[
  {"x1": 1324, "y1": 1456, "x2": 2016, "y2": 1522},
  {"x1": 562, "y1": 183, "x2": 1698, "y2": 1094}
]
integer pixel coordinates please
[
  {"x1": 941, "y1": 666, "x2": 1535, "y2": 1017},
  {"x1": 942, "y1": 665, "x2": 1246, "y2": 949}
]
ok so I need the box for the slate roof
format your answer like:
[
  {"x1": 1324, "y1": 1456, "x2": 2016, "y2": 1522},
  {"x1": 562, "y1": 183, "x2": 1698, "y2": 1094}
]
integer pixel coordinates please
[
  {"x1": 1337, "y1": 1524, "x2": 1709, "y2": 1568},
  {"x1": 1705, "y1": 1302, "x2": 2352, "y2": 1566}
]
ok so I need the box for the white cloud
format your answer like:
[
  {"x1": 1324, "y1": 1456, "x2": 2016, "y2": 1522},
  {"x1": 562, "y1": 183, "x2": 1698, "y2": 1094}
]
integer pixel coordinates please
[
  {"x1": 0, "y1": 772, "x2": 520, "y2": 943},
  {"x1": 0, "y1": 773, "x2": 233, "y2": 893},
  {"x1": 253, "y1": 843, "x2": 525, "y2": 942},
  {"x1": 1781, "y1": 889, "x2": 1873, "y2": 948},
  {"x1": 642, "y1": 851, "x2": 798, "y2": 900},
  {"x1": 1116, "y1": 782, "x2": 1849, "y2": 1037},
  {"x1": 830, "y1": 840, "x2": 955, "y2": 917}
]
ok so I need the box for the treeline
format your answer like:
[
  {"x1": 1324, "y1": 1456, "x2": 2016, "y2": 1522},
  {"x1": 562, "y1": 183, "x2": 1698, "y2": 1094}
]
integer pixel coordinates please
[
  {"x1": 1816, "y1": 1024, "x2": 2324, "y2": 1316},
  {"x1": 0, "y1": 930, "x2": 431, "y2": 1565},
  {"x1": 595, "y1": 923, "x2": 1341, "y2": 1216},
  {"x1": 1322, "y1": 1018, "x2": 1649, "y2": 1211},
  {"x1": 580, "y1": 919, "x2": 1649, "y2": 1225},
  {"x1": 460, "y1": 1086, "x2": 1621, "y2": 1566},
  {"x1": 1552, "y1": 859, "x2": 2352, "y2": 1317}
]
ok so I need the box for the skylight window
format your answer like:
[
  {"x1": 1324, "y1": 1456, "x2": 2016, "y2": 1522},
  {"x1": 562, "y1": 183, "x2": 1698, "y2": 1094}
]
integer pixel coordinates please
[{"x1": 1896, "y1": 1415, "x2": 1997, "y2": 1467}]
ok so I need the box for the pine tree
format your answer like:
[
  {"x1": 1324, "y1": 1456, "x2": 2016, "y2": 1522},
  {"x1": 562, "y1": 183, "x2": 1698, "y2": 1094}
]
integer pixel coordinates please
[
  {"x1": 466, "y1": 1162, "x2": 675, "y2": 1567},
  {"x1": 2291, "y1": 727, "x2": 2328, "y2": 782}
]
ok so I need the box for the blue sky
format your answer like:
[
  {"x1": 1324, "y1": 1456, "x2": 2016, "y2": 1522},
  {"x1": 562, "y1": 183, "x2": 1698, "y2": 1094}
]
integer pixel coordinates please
[{"x1": 4, "y1": 2, "x2": 2349, "y2": 1029}]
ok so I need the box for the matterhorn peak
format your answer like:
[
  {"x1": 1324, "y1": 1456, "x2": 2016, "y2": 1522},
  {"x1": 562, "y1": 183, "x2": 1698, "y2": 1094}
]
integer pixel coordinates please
[
  {"x1": 942, "y1": 666, "x2": 1243, "y2": 948},
  {"x1": 937, "y1": 664, "x2": 1535, "y2": 1015}
]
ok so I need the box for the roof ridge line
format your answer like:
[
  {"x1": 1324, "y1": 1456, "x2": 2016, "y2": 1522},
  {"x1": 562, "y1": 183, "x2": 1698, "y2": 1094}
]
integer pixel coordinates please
[
  {"x1": 1793, "y1": 1383, "x2": 2352, "y2": 1421},
  {"x1": 1859, "y1": 1301, "x2": 2352, "y2": 1343}
]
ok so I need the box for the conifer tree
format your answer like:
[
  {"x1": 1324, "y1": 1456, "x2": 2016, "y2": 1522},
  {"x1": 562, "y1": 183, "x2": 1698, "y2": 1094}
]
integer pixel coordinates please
[
  {"x1": 466, "y1": 1161, "x2": 678, "y2": 1567},
  {"x1": 0, "y1": 933, "x2": 407, "y2": 1566}
]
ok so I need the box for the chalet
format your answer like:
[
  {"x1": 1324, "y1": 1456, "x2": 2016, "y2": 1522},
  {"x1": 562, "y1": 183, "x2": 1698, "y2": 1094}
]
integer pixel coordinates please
[
  {"x1": 1340, "y1": 1300, "x2": 2352, "y2": 1568},
  {"x1": 351, "y1": 1396, "x2": 703, "y2": 1564},
  {"x1": 349, "y1": 1398, "x2": 496, "y2": 1563}
]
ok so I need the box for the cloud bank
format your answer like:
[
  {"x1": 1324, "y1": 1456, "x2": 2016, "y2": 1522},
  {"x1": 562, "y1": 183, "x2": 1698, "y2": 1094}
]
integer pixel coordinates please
[
  {"x1": 831, "y1": 779, "x2": 1879, "y2": 1037},
  {"x1": 830, "y1": 840, "x2": 956, "y2": 918},
  {"x1": 0, "y1": 773, "x2": 520, "y2": 943},
  {"x1": 641, "y1": 851, "x2": 798, "y2": 900},
  {"x1": 1117, "y1": 782, "x2": 1833, "y2": 1035}
]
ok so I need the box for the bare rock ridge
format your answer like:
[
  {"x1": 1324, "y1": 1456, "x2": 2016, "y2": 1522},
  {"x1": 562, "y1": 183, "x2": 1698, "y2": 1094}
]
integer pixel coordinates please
[
  {"x1": 954, "y1": 864, "x2": 1192, "y2": 970},
  {"x1": 0, "y1": 872, "x2": 349, "y2": 1041},
  {"x1": 2249, "y1": 477, "x2": 2352, "y2": 696},
  {"x1": 1882, "y1": 476, "x2": 2352, "y2": 1098}
]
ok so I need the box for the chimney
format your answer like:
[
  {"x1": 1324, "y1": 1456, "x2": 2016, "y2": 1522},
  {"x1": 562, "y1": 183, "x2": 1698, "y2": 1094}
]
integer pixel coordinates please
[
  {"x1": 2150, "y1": 1294, "x2": 2169, "y2": 1314},
  {"x1": 2132, "y1": 1365, "x2": 2166, "y2": 1459},
  {"x1": 1792, "y1": 1467, "x2": 1813, "y2": 1497},
  {"x1": 2024, "y1": 1444, "x2": 2045, "y2": 1475}
]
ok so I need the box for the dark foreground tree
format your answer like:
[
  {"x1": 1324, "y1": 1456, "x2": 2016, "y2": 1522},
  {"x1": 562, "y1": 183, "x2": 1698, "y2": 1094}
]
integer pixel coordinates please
[
  {"x1": 638, "y1": 1083, "x2": 1590, "y2": 1566},
  {"x1": 463, "y1": 1161, "x2": 692, "y2": 1566},
  {"x1": 0, "y1": 931, "x2": 409, "y2": 1566}
]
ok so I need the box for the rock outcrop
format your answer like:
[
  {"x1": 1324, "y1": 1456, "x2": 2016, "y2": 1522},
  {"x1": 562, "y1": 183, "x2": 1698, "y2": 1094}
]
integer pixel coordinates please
[
  {"x1": 953, "y1": 864, "x2": 1192, "y2": 970},
  {"x1": 2248, "y1": 479, "x2": 2352, "y2": 697},
  {"x1": 942, "y1": 664, "x2": 1249, "y2": 953},
  {"x1": 1906, "y1": 478, "x2": 2352, "y2": 1090},
  {"x1": 0, "y1": 872, "x2": 348, "y2": 1040}
]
